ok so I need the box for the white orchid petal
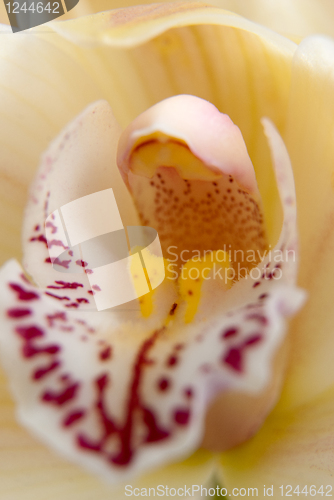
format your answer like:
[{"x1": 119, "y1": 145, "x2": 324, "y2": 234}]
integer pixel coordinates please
[
  {"x1": 0, "y1": 120, "x2": 304, "y2": 481},
  {"x1": 214, "y1": 117, "x2": 313, "y2": 489},
  {"x1": 22, "y1": 100, "x2": 138, "y2": 309},
  {"x1": 200, "y1": 119, "x2": 305, "y2": 448},
  {"x1": 0, "y1": 248, "x2": 302, "y2": 482},
  {"x1": 280, "y1": 35, "x2": 334, "y2": 410},
  {"x1": 261, "y1": 118, "x2": 299, "y2": 283},
  {"x1": 0, "y1": 357, "x2": 215, "y2": 498}
]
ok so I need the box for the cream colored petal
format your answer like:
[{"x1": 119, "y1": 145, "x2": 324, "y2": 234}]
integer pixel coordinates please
[
  {"x1": 61, "y1": 0, "x2": 182, "y2": 20},
  {"x1": 5, "y1": 0, "x2": 333, "y2": 39},
  {"x1": 50, "y1": 3, "x2": 295, "y2": 243},
  {"x1": 208, "y1": 0, "x2": 334, "y2": 39},
  {"x1": 0, "y1": 29, "x2": 110, "y2": 267},
  {"x1": 23, "y1": 99, "x2": 138, "y2": 296},
  {"x1": 0, "y1": 4, "x2": 296, "y2": 264},
  {"x1": 3, "y1": 0, "x2": 334, "y2": 38},
  {"x1": 219, "y1": 384, "x2": 334, "y2": 495},
  {"x1": 0, "y1": 0, "x2": 180, "y2": 24},
  {"x1": 277, "y1": 35, "x2": 334, "y2": 410},
  {"x1": 219, "y1": 33, "x2": 334, "y2": 497}
]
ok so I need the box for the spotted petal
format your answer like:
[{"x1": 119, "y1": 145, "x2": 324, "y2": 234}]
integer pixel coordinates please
[
  {"x1": 116, "y1": 96, "x2": 305, "y2": 449},
  {"x1": 22, "y1": 99, "x2": 139, "y2": 311},
  {"x1": 0, "y1": 91, "x2": 304, "y2": 486},
  {"x1": 0, "y1": 259, "x2": 302, "y2": 483},
  {"x1": 0, "y1": 1, "x2": 309, "y2": 492}
]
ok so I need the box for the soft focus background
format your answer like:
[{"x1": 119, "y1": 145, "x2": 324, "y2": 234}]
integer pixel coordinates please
[
  {"x1": 1, "y1": 0, "x2": 334, "y2": 39},
  {"x1": 1, "y1": 2, "x2": 334, "y2": 499}
]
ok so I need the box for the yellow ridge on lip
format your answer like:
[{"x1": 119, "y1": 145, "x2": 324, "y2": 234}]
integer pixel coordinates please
[
  {"x1": 130, "y1": 247, "x2": 173, "y2": 318},
  {"x1": 178, "y1": 250, "x2": 232, "y2": 323},
  {"x1": 130, "y1": 133, "x2": 223, "y2": 181},
  {"x1": 130, "y1": 247, "x2": 232, "y2": 323}
]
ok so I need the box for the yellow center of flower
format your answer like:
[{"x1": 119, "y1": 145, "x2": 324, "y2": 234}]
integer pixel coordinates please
[
  {"x1": 130, "y1": 248, "x2": 172, "y2": 318},
  {"x1": 178, "y1": 250, "x2": 232, "y2": 323},
  {"x1": 130, "y1": 246, "x2": 232, "y2": 323},
  {"x1": 118, "y1": 95, "x2": 269, "y2": 324},
  {"x1": 131, "y1": 132, "x2": 222, "y2": 181}
]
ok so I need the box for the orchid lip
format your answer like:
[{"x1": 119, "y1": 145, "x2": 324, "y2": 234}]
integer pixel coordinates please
[
  {"x1": 117, "y1": 94, "x2": 259, "y2": 195},
  {"x1": 117, "y1": 95, "x2": 268, "y2": 281},
  {"x1": 0, "y1": 96, "x2": 304, "y2": 483}
]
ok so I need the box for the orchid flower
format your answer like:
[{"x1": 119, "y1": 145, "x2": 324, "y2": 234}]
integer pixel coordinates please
[
  {"x1": 0, "y1": 2, "x2": 334, "y2": 499},
  {"x1": 55, "y1": 0, "x2": 334, "y2": 39}
]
